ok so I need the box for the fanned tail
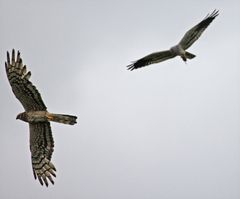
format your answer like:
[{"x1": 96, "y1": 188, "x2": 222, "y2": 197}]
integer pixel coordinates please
[{"x1": 47, "y1": 113, "x2": 77, "y2": 125}]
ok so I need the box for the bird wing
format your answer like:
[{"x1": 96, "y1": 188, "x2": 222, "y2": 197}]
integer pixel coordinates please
[
  {"x1": 29, "y1": 122, "x2": 56, "y2": 186},
  {"x1": 179, "y1": 10, "x2": 219, "y2": 50},
  {"x1": 5, "y1": 49, "x2": 47, "y2": 111},
  {"x1": 127, "y1": 50, "x2": 176, "y2": 70}
]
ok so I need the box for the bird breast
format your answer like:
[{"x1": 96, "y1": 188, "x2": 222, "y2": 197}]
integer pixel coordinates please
[
  {"x1": 170, "y1": 45, "x2": 185, "y2": 56},
  {"x1": 26, "y1": 111, "x2": 49, "y2": 123}
]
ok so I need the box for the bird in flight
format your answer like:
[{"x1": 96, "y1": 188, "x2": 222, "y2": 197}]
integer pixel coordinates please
[
  {"x1": 127, "y1": 10, "x2": 219, "y2": 70},
  {"x1": 5, "y1": 49, "x2": 77, "y2": 187}
]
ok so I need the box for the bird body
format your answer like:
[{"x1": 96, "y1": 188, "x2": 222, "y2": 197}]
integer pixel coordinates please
[
  {"x1": 170, "y1": 44, "x2": 196, "y2": 61},
  {"x1": 17, "y1": 111, "x2": 77, "y2": 125}
]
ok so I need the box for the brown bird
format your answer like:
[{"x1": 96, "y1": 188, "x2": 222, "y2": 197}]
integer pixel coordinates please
[{"x1": 5, "y1": 49, "x2": 77, "y2": 187}]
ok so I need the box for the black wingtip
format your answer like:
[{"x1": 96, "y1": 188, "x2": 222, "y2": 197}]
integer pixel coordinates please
[
  {"x1": 210, "y1": 9, "x2": 219, "y2": 18},
  {"x1": 195, "y1": 10, "x2": 219, "y2": 32},
  {"x1": 17, "y1": 51, "x2": 21, "y2": 62},
  {"x1": 126, "y1": 64, "x2": 135, "y2": 71},
  {"x1": 7, "y1": 51, "x2": 10, "y2": 64},
  {"x1": 38, "y1": 176, "x2": 44, "y2": 186},
  {"x1": 126, "y1": 61, "x2": 137, "y2": 71},
  {"x1": 12, "y1": 49, "x2": 15, "y2": 60},
  {"x1": 205, "y1": 9, "x2": 219, "y2": 20},
  {"x1": 7, "y1": 49, "x2": 19, "y2": 64}
]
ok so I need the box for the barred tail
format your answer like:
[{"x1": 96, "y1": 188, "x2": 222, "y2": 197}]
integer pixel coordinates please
[
  {"x1": 47, "y1": 113, "x2": 77, "y2": 125},
  {"x1": 185, "y1": 51, "x2": 196, "y2": 59}
]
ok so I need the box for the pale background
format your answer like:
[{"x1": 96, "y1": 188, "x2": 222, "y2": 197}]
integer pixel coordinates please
[{"x1": 0, "y1": 0, "x2": 240, "y2": 199}]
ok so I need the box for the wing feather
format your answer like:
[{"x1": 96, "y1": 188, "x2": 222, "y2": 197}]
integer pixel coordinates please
[
  {"x1": 5, "y1": 49, "x2": 47, "y2": 111},
  {"x1": 29, "y1": 122, "x2": 56, "y2": 186},
  {"x1": 179, "y1": 10, "x2": 219, "y2": 50},
  {"x1": 127, "y1": 50, "x2": 176, "y2": 70}
]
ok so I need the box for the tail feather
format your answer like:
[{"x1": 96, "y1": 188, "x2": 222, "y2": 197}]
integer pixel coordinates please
[
  {"x1": 185, "y1": 51, "x2": 196, "y2": 59},
  {"x1": 47, "y1": 113, "x2": 77, "y2": 125}
]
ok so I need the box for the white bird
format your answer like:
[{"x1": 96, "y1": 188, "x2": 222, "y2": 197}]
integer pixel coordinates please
[{"x1": 127, "y1": 10, "x2": 219, "y2": 70}]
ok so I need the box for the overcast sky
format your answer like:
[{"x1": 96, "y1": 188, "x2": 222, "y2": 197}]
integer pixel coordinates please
[{"x1": 0, "y1": 0, "x2": 240, "y2": 199}]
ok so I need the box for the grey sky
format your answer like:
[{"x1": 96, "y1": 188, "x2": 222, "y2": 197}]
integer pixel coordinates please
[{"x1": 0, "y1": 0, "x2": 240, "y2": 198}]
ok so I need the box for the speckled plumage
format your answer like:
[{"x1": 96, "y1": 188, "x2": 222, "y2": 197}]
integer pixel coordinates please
[{"x1": 5, "y1": 49, "x2": 77, "y2": 187}]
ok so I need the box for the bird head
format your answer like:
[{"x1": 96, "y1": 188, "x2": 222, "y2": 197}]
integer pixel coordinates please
[{"x1": 16, "y1": 112, "x2": 28, "y2": 122}]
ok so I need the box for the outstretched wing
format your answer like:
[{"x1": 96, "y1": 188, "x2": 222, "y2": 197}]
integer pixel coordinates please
[
  {"x1": 127, "y1": 50, "x2": 176, "y2": 70},
  {"x1": 179, "y1": 10, "x2": 219, "y2": 50},
  {"x1": 5, "y1": 49, "x2": 47, "y2": 111},
  {"x1": 30, "y1": 122, "x2": 56, "y2": 186}
]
